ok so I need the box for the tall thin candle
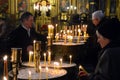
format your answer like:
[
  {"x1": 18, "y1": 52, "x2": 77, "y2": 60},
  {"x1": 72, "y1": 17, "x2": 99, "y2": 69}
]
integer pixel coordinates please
[
  {"x1": 44, "y1": 53, "x2": 46, "y2": 65},
  {"x1": 3, "y1": 55, "x2": 8, "y2": 79},
  {"x1": 29, "y1": 51, "x2": 33, "y2": 64},
  {"x1": 69, "y1": 55, "x2": 72, "y2": 64}
]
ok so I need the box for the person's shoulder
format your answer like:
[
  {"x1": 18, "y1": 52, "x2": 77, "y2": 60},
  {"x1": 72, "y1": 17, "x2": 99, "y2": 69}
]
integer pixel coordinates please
[
  {"x1": 10, "y1": 25, "x2": 23, "y2": 34},
  {"x1": 105, "y1": 47, "x2": 120, "y2": 56}
]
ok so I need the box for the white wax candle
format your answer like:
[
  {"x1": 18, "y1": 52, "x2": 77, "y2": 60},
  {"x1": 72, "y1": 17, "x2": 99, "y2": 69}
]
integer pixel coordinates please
[
  {"x1": 69, "y1": 55, "x2": 72, "y2": 64},
  {"x1": 29, "y1": 51, "x2": 33, "y2": 64},
  {"x1": 48, "y1": 51, "x2": 51, "y2": 65},
  {"x1": 33, "y1": 40, "x2": 36, "y2": 62},
  {"x1": 60, "y1": 58, "x2": 63, "y2": 65},
  {"x1": 3, "y1": 76, "x2": 7, "y2": 80},
  {"x1": 28, "y1": 71, "x2": 31, "y2": 80},
  {"x1": 3, "y1": 55, "x2": 8, "y2": 79},
  {"x1": 46, "y1": 67, "x2": 49, "y2": 80},
  {"x1": 39, "y1": 65, "x2": 42, "y2": 79},
  {"x1": 44, "y1": 53, "x2": 46, "y2": 65}
]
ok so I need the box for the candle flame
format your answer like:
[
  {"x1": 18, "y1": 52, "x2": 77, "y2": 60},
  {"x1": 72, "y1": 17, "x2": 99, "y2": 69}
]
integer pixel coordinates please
[
  {"x1": 56, "y1": 24, "x2": 58, "y2": 27},
  {"x1": 29, "y1": 51, "x2": 33, "y2": 55},
  {"x1": 39, "y1": 66, "x2": 42, "y2": 70},
  {"x1": 3, "y1": 55, "x2": 7, "y2": 61},
  {"x1": 79, "y1": 65, "x2": 82, "y2": 69},
  {"x1": 33, "y1": 40, "x2": 36, "y2": 43},
  {"x1": 69, "y1": 55, "x2": 72, "y2": 58},
  {"x1": 46, "y1": 67, "x2": 48, "y2": 72},
  {"x1": 3, "y1": 76, "x2": 7, "y2": 80},
  {"x1": 44, "y1": 53, "x2": 46, "y2": 56},
  {"x1": 48, "y1": 51, "x2": 51, "y2": 55},
  {"x1": 60, "y1": 58, "x2": 63, "y2": 62},
  {"x1": 28, "y1": 71, "x2": 31, "y2": 76}
]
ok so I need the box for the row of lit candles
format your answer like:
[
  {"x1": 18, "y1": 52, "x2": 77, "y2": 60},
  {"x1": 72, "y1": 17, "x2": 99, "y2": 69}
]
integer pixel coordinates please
[
  {"x1": 28, "y1": 66, "x2": 49, "y2": 80},
  {"x1": 2, "y1": 54, "x2": 87, "y2": 80},
  {"x1": 29, "y1": 50, "x2": 72, "y2": 65}
]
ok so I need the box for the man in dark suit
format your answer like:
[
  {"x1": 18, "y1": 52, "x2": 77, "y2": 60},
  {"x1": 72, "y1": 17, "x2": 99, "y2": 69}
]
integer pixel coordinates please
[{"x1": 8, "y1": 12, "x2": 46, "y2": 61}]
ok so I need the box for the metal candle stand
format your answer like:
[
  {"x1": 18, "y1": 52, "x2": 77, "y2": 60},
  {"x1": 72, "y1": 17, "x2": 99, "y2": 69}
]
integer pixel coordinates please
[{"x1": 11, "y1": 48, "x2": 22, "y2": 80}]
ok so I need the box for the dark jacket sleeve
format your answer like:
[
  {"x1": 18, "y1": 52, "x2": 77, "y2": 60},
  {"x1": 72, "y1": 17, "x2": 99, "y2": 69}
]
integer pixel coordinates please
[
  {"x1": 89, "y1": 47, "x2": 120, "y2": 80},
  {"x1": 88, "y1": 49, "x2": 111, "y2": 80}
]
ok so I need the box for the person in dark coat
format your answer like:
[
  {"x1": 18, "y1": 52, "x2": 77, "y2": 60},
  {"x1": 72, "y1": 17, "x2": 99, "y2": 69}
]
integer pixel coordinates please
[
  {"x1": 85, "y1": 10, "x2": 106, "y2": 67},
  {"x1": 78, "y1": 18, "x2": 120, "y2": 80},
  {"x1": 8, "y1": 12, "x2": 46, "y2": 61}
]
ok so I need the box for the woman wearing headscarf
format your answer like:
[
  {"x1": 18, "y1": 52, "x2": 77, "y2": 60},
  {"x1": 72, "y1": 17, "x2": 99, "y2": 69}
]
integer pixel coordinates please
[{"x1": 78, "y1": 18, "x2": 120, "y2": 80}]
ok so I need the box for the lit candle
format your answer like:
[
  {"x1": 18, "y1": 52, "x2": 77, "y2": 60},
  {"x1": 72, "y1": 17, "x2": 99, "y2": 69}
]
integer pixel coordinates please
[
  {"x1": 48, "y1": 25, "x2": 54, "y2": 37},
  {"x1": 78, "y1": 29, "x2": 81, "y2": 36},
  {"x1": 55, "y1": 24, "x2": 58, "y2": 33},
  {"x1": 55, "y1": 33, "x2": 59, "y2": 42},
  {"x1": 29, "y1": 51, "x2": 33, "y2": 64},
  {"x1": 3, "y1": 55, "x2": 8, "y2": 79},
  {"x1": 3, "y1": 76, "x2": 7, "y2": 80},
  {"x1": 79, "y1": 65, "x2": 88, "y2": 73},
  {"x1": 53, "y1": 62, "x2": 56, "y2": 70},
  {"x1": 48, "y1": 51, "x2": 51, "y2": 65},
  {"x1": 44, "y1": 53, "x2": 46, "y2": 65},
  {"x1": 60, "y1": 58, "x2": 63, "y2": 66},
  {"x1": 33, "y1": 40, "x2": 36, "y2": 62},
  {"x1": 46, "y1": 67, "x2": 49, "y2": 80},
  {"x1": 69, "y1": 36, "x2": 73, "y2": 43},
  {"x1": 48, "y1": 25, "x2": 51, "y2": 36},
  {"x1": 79, "y1": 65, "x2": 82, "y2": 71},
  {"x1": 56, "y1": 62, "x2": 60, "y2": 70},
  {"x1": 39, "y1": 66, "x2": 42, "y2": 80},
  {"x1": 28, "y1": 71, "x2": 31, "y2": 80},
  {"x1": 69, "y1": 55, "x2": 72, "y2": 64},
  {"x1": 64, "y1": 34, "x2": 67, "y2": 43}
]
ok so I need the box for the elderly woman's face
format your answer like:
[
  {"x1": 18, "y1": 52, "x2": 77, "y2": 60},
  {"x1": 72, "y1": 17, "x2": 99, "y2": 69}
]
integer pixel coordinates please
[
  {"x1": 96, "y1": 31, "x2": 110, "y2": 48},
  {"x1": 92, "y1": 18, "x2": 100, "y2": 26}
]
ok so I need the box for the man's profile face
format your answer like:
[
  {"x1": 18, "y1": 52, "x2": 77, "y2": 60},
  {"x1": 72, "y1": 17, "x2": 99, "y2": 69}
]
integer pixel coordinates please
[
  {"x1": 92, "y1": 18, "x2": 100, "y2": 26},
  {"x1": 24, "y1": 16, "x2": 34, "y2": 28}
]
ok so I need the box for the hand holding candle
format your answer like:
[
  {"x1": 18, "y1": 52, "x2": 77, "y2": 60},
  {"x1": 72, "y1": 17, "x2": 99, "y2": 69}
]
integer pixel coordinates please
[{"x1": 79, "y1": 65, "x2": 88, "y2": 74}]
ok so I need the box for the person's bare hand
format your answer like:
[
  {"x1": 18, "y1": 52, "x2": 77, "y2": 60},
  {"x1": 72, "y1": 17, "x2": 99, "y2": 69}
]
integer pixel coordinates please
[{"x1": 78, "y1": 71, "x2": 88, "y2": 77}]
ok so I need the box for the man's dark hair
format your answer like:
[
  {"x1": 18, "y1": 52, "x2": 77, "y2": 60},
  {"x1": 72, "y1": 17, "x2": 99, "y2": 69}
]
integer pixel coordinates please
[{"x1": 20, "y1": 12, "x2": 33, "y2": 22}]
